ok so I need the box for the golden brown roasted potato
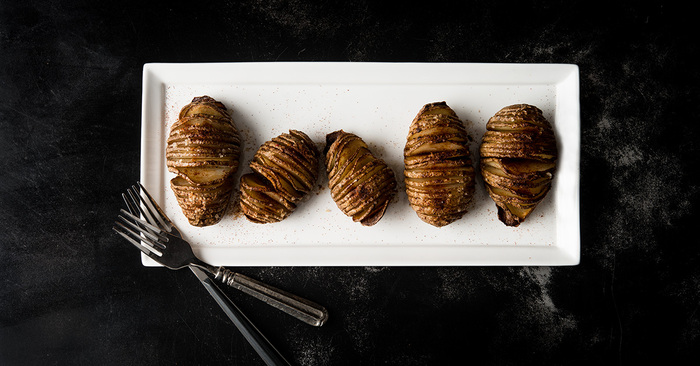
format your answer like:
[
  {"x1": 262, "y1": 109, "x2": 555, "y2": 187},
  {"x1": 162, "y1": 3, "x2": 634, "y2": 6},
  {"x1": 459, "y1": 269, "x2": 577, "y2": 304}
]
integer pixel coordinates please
[
  {"x1": 166, "y1": 96, "x2": 241, "y2": 226},
  {"x1": 404, "y1": 102, "x2": 476, "y2": 227},
  {"x1": 480, "y1": 104, "x2": 558, "y2": 226},
  {"x1": 325, "y1": 130, "x2": 396, "y2": 226},
  {"x1": 239, "y1": 130, "x2": 319, "y2": 224}
]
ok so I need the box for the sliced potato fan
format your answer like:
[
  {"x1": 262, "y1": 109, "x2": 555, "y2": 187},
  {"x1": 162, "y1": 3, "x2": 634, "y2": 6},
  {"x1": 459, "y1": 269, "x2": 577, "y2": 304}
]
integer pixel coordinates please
[
  {"x1": 479, "y1": 104, "x2": 557, "y2": 226},
  {"x1": 403, "y1": 102, "x2": 476, "y2": 227},
  {"x1": 239, "y1": 130, "x2": 319, "y2": 224},
  {"x1": 166, "y1": 96, "x2": 241, "y2": 226},
  {"x1": 325, "y1": 130, "x2": 397, "y2": 226}
]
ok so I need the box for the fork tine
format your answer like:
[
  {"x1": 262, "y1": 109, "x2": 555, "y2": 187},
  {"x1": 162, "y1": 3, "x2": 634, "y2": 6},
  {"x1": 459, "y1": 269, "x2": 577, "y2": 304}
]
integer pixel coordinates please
[
  {"x1": 117, "y1": 214, "x2": 166, "y2": 248},
  {"x1": 136, "y1": 182, "x2": 172, "y2": 231},
  {"x1": 126, "y1": 186, "x2": 161, "y2": 230},
  {"x1": 113, "y1": 222, "x2": 163, "y2": 257},
  {"x1": 122, "y1": 192, "x2": 139, "y2": 216},
  {"x1": 113, "y1": 227, "x2": 152, "y2": 255},
  {"x1": 114, "y1": 220, "x2": 162, "y2": 251},
  {"x1": 119, "y1": 208, "x2": 164, "y2": 236},
  {"x1": 123, "y1": 189, "x2": 165, "y2": 244}
]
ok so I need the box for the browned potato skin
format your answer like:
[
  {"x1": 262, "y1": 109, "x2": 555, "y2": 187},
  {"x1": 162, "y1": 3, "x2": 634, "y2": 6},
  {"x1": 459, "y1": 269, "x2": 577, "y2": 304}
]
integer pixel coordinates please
[
  {"x1": 325, "y1": 130, "x2": 397, "y2": 226},
  {"x1": 479, "y1": 104, "x2": 558, "y2": 227},
  {"x1": 239, "y1": 130, "x2": 319, "y2": 224},
  {"x1": 404, "y1": 101, "x2": 476, "y2": 227},
  {"x1": 166, "y1": 96, "x2": 241, "y2": 227}
]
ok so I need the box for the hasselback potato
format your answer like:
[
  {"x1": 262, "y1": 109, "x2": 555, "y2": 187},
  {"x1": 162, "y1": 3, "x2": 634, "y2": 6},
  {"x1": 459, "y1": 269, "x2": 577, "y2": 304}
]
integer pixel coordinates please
[
  {"x1": 325, "y1": 130, "x2": 396, "y2": 226},
  {"x1": 240, "y1": 130, "x2": 319, "y2": 224},
  {"x1": 404, "y1": 102, "x2": 476, "y2": 227},
  {"x1": 480, "y1": 104, "x2": 558, "y2": 227},
  {"x1": 166, "y1": 96, "x2": 241, "y2": 226}
]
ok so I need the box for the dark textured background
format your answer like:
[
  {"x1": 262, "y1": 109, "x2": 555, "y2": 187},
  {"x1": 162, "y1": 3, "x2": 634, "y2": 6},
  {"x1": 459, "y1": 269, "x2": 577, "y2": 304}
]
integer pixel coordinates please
[{"x1": 1, "y1": 0, "x2": 698, "y2": 365}]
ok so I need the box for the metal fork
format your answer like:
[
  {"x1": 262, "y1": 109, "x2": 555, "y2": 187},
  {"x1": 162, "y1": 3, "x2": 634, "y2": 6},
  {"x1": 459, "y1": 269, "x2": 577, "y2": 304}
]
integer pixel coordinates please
[{"x1": 112, "y1": 182, "x2": 328, "y2": 327}]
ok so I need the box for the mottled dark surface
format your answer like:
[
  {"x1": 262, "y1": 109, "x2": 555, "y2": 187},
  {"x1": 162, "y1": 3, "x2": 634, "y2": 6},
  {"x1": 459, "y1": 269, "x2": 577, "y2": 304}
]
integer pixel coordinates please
[{"x1": 1, "y1": 0, "x2": 699, "y2": 365}]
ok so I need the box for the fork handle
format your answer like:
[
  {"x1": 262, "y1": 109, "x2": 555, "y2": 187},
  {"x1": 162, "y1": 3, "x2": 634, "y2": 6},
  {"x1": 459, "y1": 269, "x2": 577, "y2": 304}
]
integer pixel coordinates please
[
  {"x1": 214, "y1": 267, "x2": 329, "y2": 327},
  {"x1": 195, "y1": 270, "x2": 291, "y2": 366}
]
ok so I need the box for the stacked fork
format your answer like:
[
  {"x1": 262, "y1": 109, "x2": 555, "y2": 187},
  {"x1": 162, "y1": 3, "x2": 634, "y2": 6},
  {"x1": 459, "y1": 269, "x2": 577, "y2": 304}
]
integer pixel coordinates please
[{"x1": 113, "y1": 182, "x2": 328, "y2": 366}]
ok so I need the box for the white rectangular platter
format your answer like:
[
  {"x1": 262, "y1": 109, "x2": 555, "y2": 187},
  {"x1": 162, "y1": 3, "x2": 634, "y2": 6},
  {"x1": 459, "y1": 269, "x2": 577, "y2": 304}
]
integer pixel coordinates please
[{"x1": 140, "y1": 62, "x2": 580, "y2": 266}]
